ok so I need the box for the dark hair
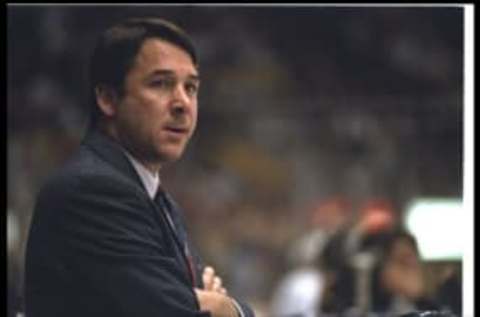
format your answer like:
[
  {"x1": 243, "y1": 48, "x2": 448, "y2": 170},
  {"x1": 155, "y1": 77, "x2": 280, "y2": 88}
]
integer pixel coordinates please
[
  {"x1": 362, "y1": 228, "x2": 419, "y2": 260},
  {"x1": 88, "y1": 17, "x2": 198, "y2": 126}
]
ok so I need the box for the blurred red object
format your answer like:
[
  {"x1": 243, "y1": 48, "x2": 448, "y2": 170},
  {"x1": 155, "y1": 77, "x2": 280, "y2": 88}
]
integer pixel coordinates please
[{"x1": 359, "y1": 199, "x2": 396, "y2": 234}]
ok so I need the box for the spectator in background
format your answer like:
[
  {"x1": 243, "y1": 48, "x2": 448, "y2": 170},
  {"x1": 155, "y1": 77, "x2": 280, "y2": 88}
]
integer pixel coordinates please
[
  {"x1": 321, "y1": 226, "x2": 439, "y2": 316},
  {"x1": 24, "y1": 17, "x2": 254, "y2": 317},
  {"x1": 270, "y1": 197, "x2": 351, "y2": 317},
  {"x1": 366, "y1": 229, "x2": 438, "y2": 314},
  {"x1": 319, "y1": 198, "x2": 396, "y2": 315}
]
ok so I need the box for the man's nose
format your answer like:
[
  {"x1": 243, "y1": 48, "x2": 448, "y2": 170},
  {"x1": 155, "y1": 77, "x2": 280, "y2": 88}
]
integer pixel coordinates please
[
  {"x1": 171, "y1": 85, "x2": 190, "y2": 114},
  {"x1": 172, "y1": 84, "x2": 190, "y2": 105}
]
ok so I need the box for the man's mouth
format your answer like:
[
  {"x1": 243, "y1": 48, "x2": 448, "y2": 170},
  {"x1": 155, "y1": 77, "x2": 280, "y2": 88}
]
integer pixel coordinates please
[{"x1": 164, "y1": 126, "x2": 189, "y2": 134}]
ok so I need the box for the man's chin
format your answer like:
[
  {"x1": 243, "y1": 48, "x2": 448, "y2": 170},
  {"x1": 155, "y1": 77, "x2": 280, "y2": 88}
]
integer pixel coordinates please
[{"x1": 156, "y1": 147, "x2": 186, "y2": 164}]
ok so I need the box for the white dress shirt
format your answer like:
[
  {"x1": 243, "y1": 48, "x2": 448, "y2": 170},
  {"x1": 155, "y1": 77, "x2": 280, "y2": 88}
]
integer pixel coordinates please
[{"x1": 123, "y1": 150, "x2": 159, "y2": 199}]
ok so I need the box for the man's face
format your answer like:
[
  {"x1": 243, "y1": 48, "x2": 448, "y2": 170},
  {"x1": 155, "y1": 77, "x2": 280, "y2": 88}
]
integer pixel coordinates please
[{"x1": 111, "y1": 38, "x2": 199, "y2": 167}]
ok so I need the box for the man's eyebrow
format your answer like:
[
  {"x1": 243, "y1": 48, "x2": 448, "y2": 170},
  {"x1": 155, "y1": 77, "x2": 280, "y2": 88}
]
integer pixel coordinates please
[{"x1": 149, "y1": 69, "x2": 200, "y2": 81}]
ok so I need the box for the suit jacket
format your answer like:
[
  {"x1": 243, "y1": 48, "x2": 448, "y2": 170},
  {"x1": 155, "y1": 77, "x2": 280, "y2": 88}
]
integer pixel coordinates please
[{"x1": 25, "y1": 129, "x2": 254, "y2": 317}]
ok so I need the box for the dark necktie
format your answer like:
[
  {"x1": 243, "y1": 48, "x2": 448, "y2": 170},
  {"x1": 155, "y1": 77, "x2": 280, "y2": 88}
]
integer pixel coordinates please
[{"x1": 154, "y1": 187, "x2": 197, "y2": 286}]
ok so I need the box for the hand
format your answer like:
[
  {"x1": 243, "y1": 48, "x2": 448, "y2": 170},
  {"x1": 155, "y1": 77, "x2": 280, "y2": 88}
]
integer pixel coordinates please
[
  {"x1": 195, "y1": 288, "x2": 238, "y2": 317},
  {"x1": 202, "y1": 266, "x2": 227, "y2": 295},
  {"x1": 381, "y1": 260, "x2": 425, "y2": 300}
]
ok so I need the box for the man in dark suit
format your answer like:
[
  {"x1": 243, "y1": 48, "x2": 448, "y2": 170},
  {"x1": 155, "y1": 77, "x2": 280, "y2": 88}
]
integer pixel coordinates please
[{"x1": 25, "y1": 17, "x2": 254, "y2": 317}]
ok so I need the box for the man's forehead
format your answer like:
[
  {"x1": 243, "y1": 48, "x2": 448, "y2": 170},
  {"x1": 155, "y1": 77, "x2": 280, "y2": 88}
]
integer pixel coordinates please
[{"x1": 134, "y1": 39, "x2": 198, "y2": 76}]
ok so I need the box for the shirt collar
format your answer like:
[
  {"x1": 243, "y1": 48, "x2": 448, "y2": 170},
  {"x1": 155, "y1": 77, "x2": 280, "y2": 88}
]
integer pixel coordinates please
[{"x1": 123, "y1": 150, "x2": 160, "y2": 200}]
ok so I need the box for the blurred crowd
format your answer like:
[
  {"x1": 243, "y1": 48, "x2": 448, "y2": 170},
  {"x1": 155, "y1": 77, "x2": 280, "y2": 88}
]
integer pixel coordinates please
[
  {"x1": 269, "y1": 198, "x2": 462, "y2": 316},
  {"x1": 8, "y1": 5, "x2": 464, "y2": 317}
]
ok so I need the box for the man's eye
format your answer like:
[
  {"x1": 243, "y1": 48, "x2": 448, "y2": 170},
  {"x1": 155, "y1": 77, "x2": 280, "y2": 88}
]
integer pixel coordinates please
[
  {"x1": 150, "y1": 79, "x2": 174, "y2": 88},
  {"x1": 185, "y1": 83, "x2": 199, "y2": 95},
  {"x1": 150, "y1": 80, "x2": 164, "y2": 87}
]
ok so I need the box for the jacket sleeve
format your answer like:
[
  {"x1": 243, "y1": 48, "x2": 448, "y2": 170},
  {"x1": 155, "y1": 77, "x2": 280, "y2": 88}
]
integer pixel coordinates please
[
  {"x1": 166, "y1": 195, "x2": 256, "y2": 317},
  {"x1": 231, "y1": 298, "x2": 256, "y2": 317},
  {"x1": 30, "y1": 171, "x2": 211, "y2": 317}
]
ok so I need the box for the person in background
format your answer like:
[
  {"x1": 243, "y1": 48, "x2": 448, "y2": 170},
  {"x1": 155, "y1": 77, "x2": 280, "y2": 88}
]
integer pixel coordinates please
[
  {"x1": 366, "y1": 229, "x2": 438, "y2": 315},
  {"x1": 319, "y1": 199, "x2": 396, "y2": 315},
  {"x1": 269, "y1": 197, "x2": 351, "y2": 317},
  {"x1": 321, "y1": 225, "x2": 439, "y2": 316},
  {"x1": 25, "y1": 17, "x2": 254, "y2": 317}
]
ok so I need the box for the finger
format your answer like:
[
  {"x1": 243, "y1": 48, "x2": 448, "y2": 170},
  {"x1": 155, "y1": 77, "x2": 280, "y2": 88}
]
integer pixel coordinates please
[
  {"x1": 203, "y1": 267, "x2": 215, "y2": 289},
  {"x1": 203, "y1": 266, "x2": 215, "y2": 290},
  {"x1": 212, "y1": 276, "x2": 222, "y2": 291},
  {"x1": 219, "y1": 287, "x2": 227, "y2": 295},
  {"x1": 203, "y1": 266, "x2": 215, "y2": 276}
]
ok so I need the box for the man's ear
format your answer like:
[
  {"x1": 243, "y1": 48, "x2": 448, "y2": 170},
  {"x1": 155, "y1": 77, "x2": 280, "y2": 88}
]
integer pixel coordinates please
[{"x1": 95, "y1": 85, "x2": 119, "y2": 117}]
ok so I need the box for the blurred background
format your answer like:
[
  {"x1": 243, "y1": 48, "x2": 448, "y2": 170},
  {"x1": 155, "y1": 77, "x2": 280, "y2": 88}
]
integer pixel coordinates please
[{"x1": 7, "y1": 5, "x2": 466, "y2": 317}]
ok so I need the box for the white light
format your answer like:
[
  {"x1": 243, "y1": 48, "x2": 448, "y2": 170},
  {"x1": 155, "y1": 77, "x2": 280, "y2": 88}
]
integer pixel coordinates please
[
  {"x1": 404, "y1": 198, "x2": 463, "y2": 261},
  {"x1": 463, "y1": 5, "x2": 474, "y2": 317}
]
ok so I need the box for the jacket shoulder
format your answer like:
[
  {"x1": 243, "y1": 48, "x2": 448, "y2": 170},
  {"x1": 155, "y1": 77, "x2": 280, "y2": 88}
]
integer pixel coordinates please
[{"x1": 36, "y1": 145, "x2": 143, "y2": 211}]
